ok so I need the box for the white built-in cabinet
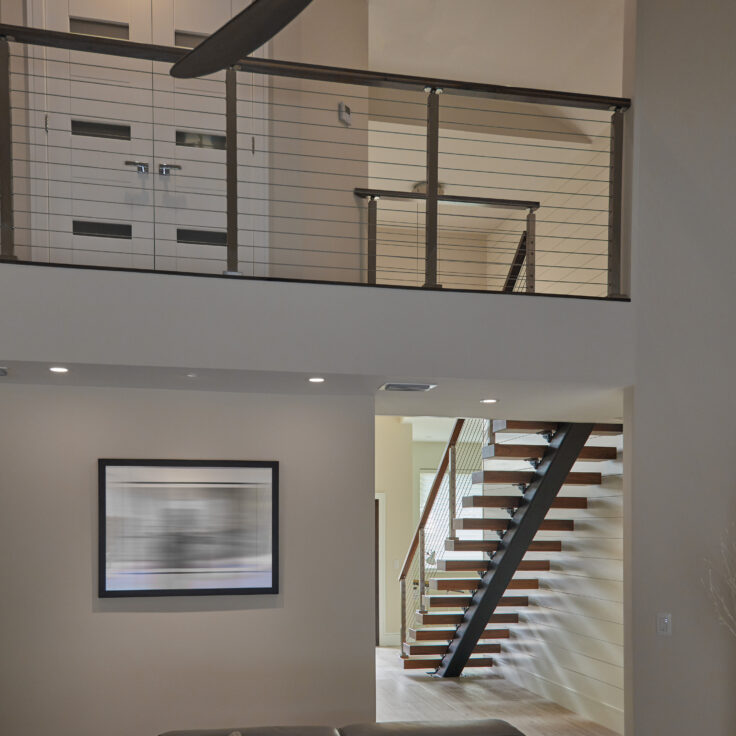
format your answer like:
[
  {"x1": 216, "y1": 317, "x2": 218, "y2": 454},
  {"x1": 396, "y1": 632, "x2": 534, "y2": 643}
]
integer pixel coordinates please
[{"x1": 22, "y1": 0, "x2": 269, "y2": 273}]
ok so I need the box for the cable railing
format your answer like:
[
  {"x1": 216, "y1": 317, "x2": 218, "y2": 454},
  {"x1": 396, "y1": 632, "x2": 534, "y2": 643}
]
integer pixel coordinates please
[
  {"x1": 398, "y1": 417, "x2": 487, "y2": 653},
  {"x1": 0, "y1": 22, "x2": 630, "y2": 297}
]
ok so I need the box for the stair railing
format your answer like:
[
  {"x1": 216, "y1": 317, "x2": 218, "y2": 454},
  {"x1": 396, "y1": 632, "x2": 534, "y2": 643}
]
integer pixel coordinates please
[{"x1": 398, "y1": 417, "x2": 487, "y2": 656}]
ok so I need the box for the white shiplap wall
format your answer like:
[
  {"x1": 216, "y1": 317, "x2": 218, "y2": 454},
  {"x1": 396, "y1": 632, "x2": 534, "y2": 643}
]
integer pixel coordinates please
[{"x1": 494, "y1": 433, "x2": 624, "y2": 734}]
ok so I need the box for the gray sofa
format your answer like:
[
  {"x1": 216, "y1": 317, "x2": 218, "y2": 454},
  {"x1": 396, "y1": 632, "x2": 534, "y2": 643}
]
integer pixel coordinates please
[{"x1": 160, "y1": 719, "x2": 525, "y2": 736}]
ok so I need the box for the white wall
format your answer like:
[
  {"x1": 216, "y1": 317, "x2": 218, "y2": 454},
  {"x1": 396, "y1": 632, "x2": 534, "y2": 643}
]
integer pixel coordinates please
[
  {"x1": 0, "y1": 264, "x2": 635, "y2": 388},
  {"x1": 374, "y1": 417, "x2": 414, "y2": 644},
  {"x1": 629, "y1": 0, "x2": 736, "y2": 733},
  {"x1": 0, "y1": 385, "x2": 375, "y2": 736},
  {"x1": 497, "y1": 438, "x2": 624, "y2": 733}
]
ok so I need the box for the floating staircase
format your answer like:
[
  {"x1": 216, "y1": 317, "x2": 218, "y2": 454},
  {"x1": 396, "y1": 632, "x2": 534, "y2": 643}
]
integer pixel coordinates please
[{"x1": 399, "y1": 418, "x2": 622, "y2": 674}]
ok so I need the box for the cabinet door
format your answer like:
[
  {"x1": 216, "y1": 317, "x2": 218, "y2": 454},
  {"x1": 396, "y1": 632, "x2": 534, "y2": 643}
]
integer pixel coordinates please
[
  {"x1": 150, "y1": 0, "x2": 270, "y2": 275},
  {"x1": 25, "y1": 0, "x2": 156, "y2": 267}
]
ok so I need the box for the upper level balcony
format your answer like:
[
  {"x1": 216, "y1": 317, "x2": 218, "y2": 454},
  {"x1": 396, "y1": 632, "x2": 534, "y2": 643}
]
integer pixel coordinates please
[{"x1": 0, "y1": 22, "x2": 630, "y2": 300}]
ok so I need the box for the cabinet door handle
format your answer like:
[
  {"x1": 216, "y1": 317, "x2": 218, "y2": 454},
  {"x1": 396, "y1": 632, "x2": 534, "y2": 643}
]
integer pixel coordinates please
[
  {"x1": 124, "y1": 160, "x2": 149, "y2": 174},
  {"x1": 158, "y1": 163, "x2": 182, "y2": 176}
]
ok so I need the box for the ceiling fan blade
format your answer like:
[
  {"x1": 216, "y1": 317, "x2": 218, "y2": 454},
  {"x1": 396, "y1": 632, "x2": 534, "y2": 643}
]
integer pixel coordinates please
[{"x1": 170, "y1": 0, "x2": 314, "y2": 79}]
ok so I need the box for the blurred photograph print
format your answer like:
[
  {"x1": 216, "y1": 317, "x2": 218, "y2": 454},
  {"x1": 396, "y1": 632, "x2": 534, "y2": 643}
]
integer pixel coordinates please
[{"x1": 99, "y1": 460, "x2": 278, "y2": 597}]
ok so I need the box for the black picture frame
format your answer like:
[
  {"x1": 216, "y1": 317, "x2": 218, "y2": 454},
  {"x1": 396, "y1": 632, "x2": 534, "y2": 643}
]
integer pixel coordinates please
[{"x1": 98, "y1": 459, "x2": 279, "y2": 598}]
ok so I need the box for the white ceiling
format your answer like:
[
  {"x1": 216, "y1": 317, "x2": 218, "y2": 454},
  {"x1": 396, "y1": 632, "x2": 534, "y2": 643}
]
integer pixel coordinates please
[{"x1": 0, "y1": 360, "x2": 623, "y2": 422}]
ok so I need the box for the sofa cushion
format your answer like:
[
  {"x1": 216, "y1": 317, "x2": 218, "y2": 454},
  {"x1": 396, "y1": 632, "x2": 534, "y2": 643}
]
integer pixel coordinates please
[
  {"x1": 159, "y1": 728, "x2": 340, "y2": 736},
  {"x1": 339, "y1": 720, "x2": 524, "y2": 736}
]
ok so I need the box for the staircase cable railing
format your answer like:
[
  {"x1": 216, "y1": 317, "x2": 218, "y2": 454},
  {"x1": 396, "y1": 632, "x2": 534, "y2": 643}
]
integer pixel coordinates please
[{"x1": 398, "y1": 417, "x2": 487, "y2": 655}]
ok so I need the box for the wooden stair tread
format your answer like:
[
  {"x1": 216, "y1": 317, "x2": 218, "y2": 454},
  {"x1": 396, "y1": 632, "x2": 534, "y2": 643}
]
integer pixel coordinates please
[
  {"x1": 454, "y1": 517, "x2": 575, "y2": 531},
  {"x1": 417, "y1": 612, "x2": 518, "y2": 625},
  {"x1": 430, "y1": 565, "x2": 539, "y2": 590},
  {"x1": 422, "y1": 595, "x2": 529, "y2": 608},
  {"x1": 430, "y1": 578, "x2": 534, "y2": 592},
  {"x1": 437, "y1": 559, "x2": 548, "y2": 572},
  {"x1": 472, "y1": 470, "x2": 601, "y2": 486},
  {"x1": 493, "y1": 420, "x2": 622, "y2": 436},
  {"x1": 445, "y1": 539, "x2": 562, "y2": 552},
  {"x1": 483, "y1": 443, "x2": 616, "y2": 461},
  {"x1": 425, "y1": 594, "x2": 528, "y2": 609},
  {"x1": 462, "y1": 495, "x2": 587, "y2": 509},
  {"x1": 409, "y1": 627, "x2": 509, "y2": 640},
  {"x1": 403, "y1": 642, "x2": 500, "y2": 656},
  {"x1": 402, "y1": 657, "x2": 494, "y2": 670}
]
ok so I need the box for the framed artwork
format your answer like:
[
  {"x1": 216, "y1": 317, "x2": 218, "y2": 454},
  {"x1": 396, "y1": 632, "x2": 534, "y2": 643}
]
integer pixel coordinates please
[{"x1": 98, "y1": 459, "x2": 278, "y2": 597}]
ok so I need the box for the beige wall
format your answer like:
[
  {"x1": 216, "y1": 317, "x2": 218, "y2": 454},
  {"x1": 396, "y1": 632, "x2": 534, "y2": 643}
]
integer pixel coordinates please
[
  {"x1": 496, "y1": 437, "x2": 624, "y2": 733},
  {"x1": 268, "y1": 0, "x2": 369, "y2": 282},
  {"x1": 369, "y1": 0, "x2": 623, "y2": 96},
  {"x1": 629, "y1": 0, "x2": 736, "y2": 733},
  {"x1": 411, "y1": 440, "x2": 445, "y2": 523},
  {"x1": 0, "y1": 385, "x2": 375, "y2": 736},
  {"x1": 374, "y1": 416, "x2": 414, "y2": 643}
]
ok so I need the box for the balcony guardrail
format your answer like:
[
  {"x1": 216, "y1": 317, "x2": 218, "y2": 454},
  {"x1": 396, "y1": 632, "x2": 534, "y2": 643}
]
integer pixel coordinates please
[{"x1": 0, "y1": 22, "x2": 631, "y2": 298}]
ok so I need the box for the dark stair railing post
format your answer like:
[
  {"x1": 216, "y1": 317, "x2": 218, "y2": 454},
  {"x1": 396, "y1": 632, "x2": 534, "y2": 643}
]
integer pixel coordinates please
[
  {"x1": 424, "y1": 87, "x2": 441, "y2": 288},
  {"x1": 448, "y1": 444, "x2": 457, "y2": 541},
  {"x1": 607, "y1": 107, "x2": 624, "y2": 297},
  {"x1": 223, "y1": 66, "x2": 240, "y2": 275},
  {"x1": 525, "y1": 207, "x2": 536, "y2": 293},
  {"x1": 0, "y1": 36, "x2": 16, "y2": 262},
  {"x1": 436, "y1": 422, "x2": 594, "y2": 677},
  {"x1": 418, "y1": 527, "x2": 427, "y2": 613},
  {"x1": 367, "y1": 195, "x2": 378, "y2": 284},
  {"x1": 399, "y1": 578, "x2": 407, "y2": 658}
]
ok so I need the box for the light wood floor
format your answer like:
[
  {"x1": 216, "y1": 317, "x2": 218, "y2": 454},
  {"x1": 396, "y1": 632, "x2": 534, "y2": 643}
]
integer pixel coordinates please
[{"x1": 376, "y1": 647, "x2": 619, "y2": 736}]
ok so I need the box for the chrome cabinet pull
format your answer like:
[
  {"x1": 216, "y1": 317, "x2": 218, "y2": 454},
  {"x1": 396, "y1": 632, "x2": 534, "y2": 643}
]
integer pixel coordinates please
[
  {"x1": 124, "y1": 160, "x2": 149, "y2": 174},
  {"x1": 158, "y1": 163, "x2": 182, "y2": 176}
]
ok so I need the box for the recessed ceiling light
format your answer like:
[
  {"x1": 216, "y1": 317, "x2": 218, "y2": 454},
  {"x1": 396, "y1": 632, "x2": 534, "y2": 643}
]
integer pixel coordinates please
[
  {"x1": 49, "y1": 366, "x2": 69, "y2": 374},
  {"x1": 186, "y1": 372, "x2": 198, "y2": 379},
  {"x1": 308, "y1": 377, "x2": 325, "y2": 383},
  {"x1": 481, "y1": 398, "x2": 498, "y2": 404}
]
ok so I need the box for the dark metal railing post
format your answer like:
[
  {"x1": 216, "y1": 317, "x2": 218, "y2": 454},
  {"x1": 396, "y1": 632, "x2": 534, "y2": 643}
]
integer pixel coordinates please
[
  {"x1": 608, "y1": 108, "x2": 624, "y2": 297},
  {"x1": 399, "y1": 578, "x2": 407, "y2": 657},
  {"x1": 525, "y1": 208, "x2": 536, "y2": 293},
  {"x1": 424, "y1": 87, "x2": 441, "y2": 288},
  {"x1": 224, "y1": 67, "x2": 240, "y2": 275},
  {"x1": 0, "y1": 37, "x2": 16, "y2": 262},
  {"x1": 367, "y1": 195, "x2": 378, "y2": 284},
  {"x1": 448, "y1": 444, "x2": 457, "y2": 541},
  {"x1": 418, "y1": 527, "x2": 427, "y2": 613}
]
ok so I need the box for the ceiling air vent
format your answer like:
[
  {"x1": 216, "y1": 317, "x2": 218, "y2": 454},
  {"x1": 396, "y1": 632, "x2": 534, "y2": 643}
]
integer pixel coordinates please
[{"x1": 380, "y1": 382, "x2": 437, "y2": 392}]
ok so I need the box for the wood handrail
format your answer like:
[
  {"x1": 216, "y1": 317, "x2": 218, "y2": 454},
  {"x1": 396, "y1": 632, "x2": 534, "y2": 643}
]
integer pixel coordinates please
[{"x1": 398, "y1": 418, "x2": 464, "y2": 581}]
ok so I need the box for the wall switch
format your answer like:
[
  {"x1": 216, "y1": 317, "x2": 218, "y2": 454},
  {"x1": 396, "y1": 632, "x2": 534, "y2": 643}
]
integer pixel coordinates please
[
  {"x1": 656, "y1": 612, "x2": 672, "y2": 636},
  {"x1": 338, "y1": 101, "x2": 352, "y2": 126}
]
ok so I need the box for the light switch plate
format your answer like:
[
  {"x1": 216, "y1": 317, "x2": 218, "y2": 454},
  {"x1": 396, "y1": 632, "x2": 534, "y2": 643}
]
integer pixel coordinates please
[
  {"x1": 656, "y1": 612, "x2": 672, "y2": 636},
  {"x1": 338, "y1": 101, "x2": 352, "y2": 126}
]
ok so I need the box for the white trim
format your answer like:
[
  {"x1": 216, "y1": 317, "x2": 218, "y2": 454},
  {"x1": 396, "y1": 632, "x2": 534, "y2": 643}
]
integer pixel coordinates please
[
  {"x1": 381, "y1": 632, "x2": 401, "y2": 647},
  {"x1": 375, "y1": 492, "x2": 391, "y2": 647}
]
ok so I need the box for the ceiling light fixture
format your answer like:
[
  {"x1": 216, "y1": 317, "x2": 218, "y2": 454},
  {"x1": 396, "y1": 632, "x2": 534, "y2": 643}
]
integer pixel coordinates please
[
  {"x1": 308, "y1": 377, "x2": 325, "y2": 384},
  {"x1": 186, "y1": 372, "x2": 198, "y2": 379},
  {"x1": 49, "y1": 366, "x2": 69, "y2": 374},
  {"x1": 481, "y1": 398, "x2": 498, "y2": 404}
]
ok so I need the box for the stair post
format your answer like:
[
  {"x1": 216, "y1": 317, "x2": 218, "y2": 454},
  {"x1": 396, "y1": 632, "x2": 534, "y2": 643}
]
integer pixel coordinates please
[
  {"x1": 448, "y1": 445, "x2": 457, "y2": 541},
  {"x1": 399, "y1": 577, "x2": 407, "y2": 657},
  {"x1": 418, "y1": 527, "x2": 427, "y2": 612},
  {"x1": 525, "y1": 208, "x2": 536, "y2": 293}
]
